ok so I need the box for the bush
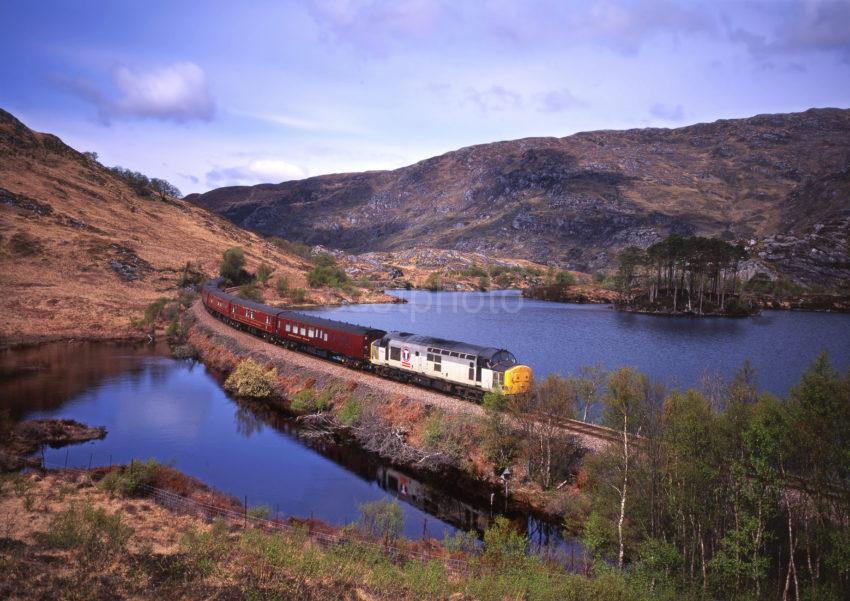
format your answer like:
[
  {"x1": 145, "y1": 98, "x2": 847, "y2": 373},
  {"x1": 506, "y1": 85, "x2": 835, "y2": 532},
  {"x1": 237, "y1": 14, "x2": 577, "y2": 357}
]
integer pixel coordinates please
[
  {"x1": 291, "y1": 287, "x2": 307, "y2": 303},
  {"x1": 307, "y1": 263, "x2": 350, "y2": 288},
  {"x1": 338, "y1": 397, "x2": 363, "y2": 426},
  {"x1": 479, "y1": 275, "x2": 491, "y2": 291},
  {"x1": 443, "y1": 529, "x2": 479, "y2": 553},
  {"x1": 256, "y1": 262, "x2": 274, "y2": 285},
  {"x1": 165, "y1": 316, "x2": 181, "y2": 338},
  {"x1": 98, "y1": 458, "x2": 159, "y2": 497},
  {"x1": 276, "y1": 275, "x2": 289, "y2": 295},
  {"x1": 555, "y1": 271, "x2": 576, "y2": 286},
  {"x1": 238, "y1": 282, "x2": 262, "y2": 302},
  {"x1": 483, "y1": 516, "x2": 527, "y2": 565},
  {"x1": 358, "y1": 498, "x2": 403, "y2": 543},
  {"x1": 42, "y1": 502, "x2": 132, "y2": 563},
  {"x1": 224, "y1": 358, "x2": 277, "y2": 398},
  {"x1": 482, "y1": 392, "x2": 508, "y2": 412},
  {"x1": 290, "y1": 388, "x2": 316, "y2": 412},
  {"x1": 180, "y1": 519, "x2": 231, "y2": 577},
  {"x1": 220, "y1": 247, "x2": 248, "y2": 284}
]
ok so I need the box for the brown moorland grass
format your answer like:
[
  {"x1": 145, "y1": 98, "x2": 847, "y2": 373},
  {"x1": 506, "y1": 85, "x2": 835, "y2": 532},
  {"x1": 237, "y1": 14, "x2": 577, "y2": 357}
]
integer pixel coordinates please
[{"x1": 0, "y1": 109, "x2": 393, "y2": 344}]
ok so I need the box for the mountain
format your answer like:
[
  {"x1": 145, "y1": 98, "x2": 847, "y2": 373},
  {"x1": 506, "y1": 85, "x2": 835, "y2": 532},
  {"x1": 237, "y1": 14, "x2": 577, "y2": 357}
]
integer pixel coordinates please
[
  {"x1": 189, "y1": 108, "x2": 850, "y2": 287},
  {"x1": 0, "y1": 109, "x2": 318, "y2": 343}
]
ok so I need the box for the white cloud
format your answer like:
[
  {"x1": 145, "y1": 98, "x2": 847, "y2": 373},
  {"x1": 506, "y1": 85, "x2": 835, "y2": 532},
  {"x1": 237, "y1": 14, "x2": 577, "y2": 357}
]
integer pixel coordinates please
[
  {"x1": 205, "y1": 159, "x2": 306, "y2": 187},
  {"x1": 63, "y1": 62, "x2": 215, "y2": 124}
]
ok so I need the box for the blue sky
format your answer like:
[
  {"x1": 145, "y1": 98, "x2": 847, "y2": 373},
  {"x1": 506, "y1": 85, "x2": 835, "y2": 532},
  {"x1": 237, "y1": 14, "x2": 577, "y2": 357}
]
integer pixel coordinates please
[{"x1": 2, "y1": 0, "x2": 849, "y2": 195}]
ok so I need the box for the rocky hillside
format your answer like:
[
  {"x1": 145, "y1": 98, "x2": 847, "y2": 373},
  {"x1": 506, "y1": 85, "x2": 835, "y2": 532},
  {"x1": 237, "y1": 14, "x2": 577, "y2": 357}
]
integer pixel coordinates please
[
  {"x1": 189, "y1": 108, "x2": 850, "y2": 287},
  {"x1": 0, "y1": 109, "x2": 383, "y2": 344}
]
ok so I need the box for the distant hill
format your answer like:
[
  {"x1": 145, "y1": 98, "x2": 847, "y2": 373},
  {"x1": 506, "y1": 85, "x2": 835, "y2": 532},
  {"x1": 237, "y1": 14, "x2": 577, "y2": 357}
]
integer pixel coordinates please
[
  {"x1": 0, "y1": 109, "x2": 315, "y2": 343},
  {"x1": 189, "y1": 108, "x2": 850, "y2": 287}
]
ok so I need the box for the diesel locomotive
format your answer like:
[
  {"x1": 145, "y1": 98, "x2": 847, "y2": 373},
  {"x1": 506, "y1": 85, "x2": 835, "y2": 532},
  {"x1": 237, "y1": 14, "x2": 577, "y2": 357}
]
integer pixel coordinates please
[{"x1": 202, "y1": 278, "x2": 532, "y2": 399}]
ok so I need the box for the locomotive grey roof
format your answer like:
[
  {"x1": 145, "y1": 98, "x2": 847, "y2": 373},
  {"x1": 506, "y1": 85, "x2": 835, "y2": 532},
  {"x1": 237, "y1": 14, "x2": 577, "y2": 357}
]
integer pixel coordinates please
[
  {"x1": 380, "y1": 331, "x2": 505, "y2": 360},
  {"x1": 204, "y1": 278, "x2": 382, "y2": 336}
]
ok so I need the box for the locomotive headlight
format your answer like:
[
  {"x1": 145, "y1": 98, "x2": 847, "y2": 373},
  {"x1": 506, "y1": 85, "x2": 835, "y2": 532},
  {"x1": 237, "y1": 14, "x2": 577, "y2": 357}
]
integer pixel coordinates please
[{"x1": 503, "y1": 365, "x2": 533, "y2": 394}]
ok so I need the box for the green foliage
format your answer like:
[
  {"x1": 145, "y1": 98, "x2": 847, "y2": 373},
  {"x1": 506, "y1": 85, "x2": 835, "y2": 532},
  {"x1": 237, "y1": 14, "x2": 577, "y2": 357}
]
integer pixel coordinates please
[
  {"x1": 42, "y1": 502, "x2": 132, "y2": 563},
  {"x1": 180, "y1": 519, "x2": 231, "y2": 577},
  {"x1": 482, "y1": 391, "x2": 508, "y2": 412},
  {"x1": 237, "y1": 282, "x2": 262, "y2": 301},
  {"x1": 480, "y1": 410, "x2": 519, "y2": 472},
  {"x1": 219, "y1": 247, "x2": 247, "y2": 284},
  {"x1": 358, "y1": 498, "x2": 403, "y2": 543},
  {"x1": 165, "y1": 316, "x2": 181, "y2": 337},
  {"x1": 275, "y1": 275, "x2": 289, "y2": 295},
  {"x1": 555, "y1": 271, "x2": 576, "y2": 286},
  {"x1": 479, "y1": 275, "x2": 491, "y2": 290},
  {"x1": 307, "y1": 257, "x2": 350, "y2": 288},
  {"x1": 256, "y1": 262, "x2": 273, "y2": 285},
  {"x1": 581, "y1": 511, "x2": 611, "y2": 561},
  {"x1": 133, "y1": 297, "x2": 169, "y2": 328},
  {"x1": 483, "y1": 516, "x2": 527, "y2": 565},
  {"x1": 291, "y1": 287, "x2": 307, "y2": 303},
  {"x1": 443, "y1": 529, "x2": 479, "y2": 553},
  {"x1": 290, "y1": 388, "x2": 316, "y2": 412},
  {"x1": 98, "y1": 458, "x2": 160, "y2": 497},
  {"x1": 421, "y1": 411, "x2": 467, "y2": 464},
  {"x1": 338, "y1": 397, "x2": 363, "y2": 426},
  {"x1": 224, "y1": 358, "x2": 277, "y2": 398}
]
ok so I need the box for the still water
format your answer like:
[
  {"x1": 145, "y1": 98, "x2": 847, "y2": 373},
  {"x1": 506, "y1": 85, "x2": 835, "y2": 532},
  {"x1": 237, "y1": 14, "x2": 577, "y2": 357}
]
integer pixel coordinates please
[
  {"x1": 307, "y1": 290, "x2": 850, "y2": 396},
  {"x1": 1, "y1": 342, "x2": 567, "y2": 552}
]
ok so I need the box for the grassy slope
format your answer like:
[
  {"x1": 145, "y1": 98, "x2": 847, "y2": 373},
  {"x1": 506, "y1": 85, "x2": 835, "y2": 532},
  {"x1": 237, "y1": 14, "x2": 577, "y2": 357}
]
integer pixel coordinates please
[{"x1": 0, "y1": 109, "x2": 388, "y2": 343}]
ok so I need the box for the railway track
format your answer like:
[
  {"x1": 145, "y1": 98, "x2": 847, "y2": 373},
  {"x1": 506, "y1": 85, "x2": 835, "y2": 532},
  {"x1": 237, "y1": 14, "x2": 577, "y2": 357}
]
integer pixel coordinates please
[{"x1": 193, "y1": 300, "x2": 622, "y2": 449}]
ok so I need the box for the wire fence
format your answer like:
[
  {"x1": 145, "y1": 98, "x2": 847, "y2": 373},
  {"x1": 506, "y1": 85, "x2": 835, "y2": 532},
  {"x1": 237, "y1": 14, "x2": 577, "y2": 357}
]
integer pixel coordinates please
[{"x1": 3, "y1": 449, "x2": 588, "y2": 578}]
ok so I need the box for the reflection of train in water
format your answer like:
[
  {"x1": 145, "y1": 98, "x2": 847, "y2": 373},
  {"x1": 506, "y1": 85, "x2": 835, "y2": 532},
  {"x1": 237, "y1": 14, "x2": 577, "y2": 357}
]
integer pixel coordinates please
[
  {"x1": 376, "y1": 466, "x2": 490, "y2": 534},
  {"x1": 202, "y1": 278, "x2": 532, "y2": 401}
]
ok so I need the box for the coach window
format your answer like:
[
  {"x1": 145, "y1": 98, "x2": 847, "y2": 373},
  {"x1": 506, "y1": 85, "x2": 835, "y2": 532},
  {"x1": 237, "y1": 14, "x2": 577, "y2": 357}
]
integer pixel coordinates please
[
  {"x1": 323, "y1": 332, "x2": 328, "y2": 341},
  {"x1": 308, "y1": 328, "x2": 314, "y2": 337},
  {"x1": 300, "y1": 327, "x2": 306, "y2": 336},
  {"x1": 390, "y1": 346, "x2": 401, "y2": 361},
  {"x1": 285, "y1": 323, "x2": 291, "y2": 332}
]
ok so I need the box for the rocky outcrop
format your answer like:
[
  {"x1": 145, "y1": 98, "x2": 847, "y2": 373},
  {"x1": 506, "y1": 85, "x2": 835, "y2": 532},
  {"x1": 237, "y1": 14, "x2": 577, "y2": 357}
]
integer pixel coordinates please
[{"x1": 190, "y1": 108, "x2": 850, "y2": 287}]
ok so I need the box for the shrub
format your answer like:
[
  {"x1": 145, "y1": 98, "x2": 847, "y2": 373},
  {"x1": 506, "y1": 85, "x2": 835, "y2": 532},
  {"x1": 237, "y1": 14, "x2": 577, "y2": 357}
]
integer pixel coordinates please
[
  {"x1": 256, "y1": 262, "x2": 273, "y2": 285},
  {"x1": 220, "y1": 247, "x2": 247, "y2": 284},
  {"x1": 290, "y1": 388, "x2": 316, "y2": 412},
  {"x1": 238, "y1": 282, "x2": 262, "y2": 302},
  {"x1": 291, "y1": 288, "x2": 307, "y2": 303},
  {"x1": 314, "y1": 389, "x2": 334, "y2": 412},
  {"x1": 165, "y1": 316, "x2": 181, "y2": 337},
  {"x1": 307, "y1": 263, "x2": 350, "y2": 288},
  {"x1": 42, "y1": 502, "x2": 132, "y2": 563},
  {"x1": 483, "y1": 516, "x2": 527, "y2": 565},
  {"x1": 479, "y1": 275, "x2": 491, "y2": 291},
  {"x1": 443, "y1": 529, "x2": 479, "y2": 553},
  {"x1": 338, "y1": 397, "x2": 363, "y2": 426},
  {"x1": 555, "y1": 271, "x2": 576, "y2": 286},
  {"x1": 358, "y1": 498, "x2": 403, "y2": 543},
  {"x1": 224, "y1": 358, "x2": 277, "y2": 398},
  {"x1": 276, "y1": 275, "x2": 289, "y2": 295},
  {"x1": 180, "y1": 519, "x2": 231, "y2": 577},
  {"x1": 482, "y1": 392, "x2": 508, "y2": 412},
  {"x1": 98, "y1": 458, "x2": 159, "y2": 496}
]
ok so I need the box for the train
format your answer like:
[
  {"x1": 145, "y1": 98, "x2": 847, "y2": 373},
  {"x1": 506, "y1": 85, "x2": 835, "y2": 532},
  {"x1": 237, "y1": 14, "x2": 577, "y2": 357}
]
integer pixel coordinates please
[{"x1": 201, "y1": 278, "x2": 532, "y2": 399}]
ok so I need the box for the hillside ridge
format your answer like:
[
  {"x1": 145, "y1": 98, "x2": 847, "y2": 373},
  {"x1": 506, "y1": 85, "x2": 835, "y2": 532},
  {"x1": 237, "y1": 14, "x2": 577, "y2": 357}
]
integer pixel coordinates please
[{"x1": 189, "y1": 107, "x2": 850, "y2": 286}]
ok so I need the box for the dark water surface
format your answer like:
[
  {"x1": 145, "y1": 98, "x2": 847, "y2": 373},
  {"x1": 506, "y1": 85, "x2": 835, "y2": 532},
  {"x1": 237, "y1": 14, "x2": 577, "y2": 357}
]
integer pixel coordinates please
[
  {"x1": 307, "y1": 290, "x2": 850, "y2": 396},
  {"x1": 0, "y1": 342, "x2": 571, "y2": 554}
]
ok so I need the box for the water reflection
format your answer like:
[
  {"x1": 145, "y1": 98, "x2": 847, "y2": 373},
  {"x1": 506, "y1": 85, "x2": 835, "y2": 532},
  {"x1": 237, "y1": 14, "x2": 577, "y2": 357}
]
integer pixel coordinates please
[{"x1": 6, "y1": 341, "x2": 575, "y2": 553}]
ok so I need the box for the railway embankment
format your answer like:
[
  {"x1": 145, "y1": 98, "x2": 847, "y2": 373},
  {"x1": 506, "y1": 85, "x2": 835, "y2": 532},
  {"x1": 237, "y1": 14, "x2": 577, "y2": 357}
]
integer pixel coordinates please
[{"x1": 188, "y1": 300, "x2": 612, "y2": 519}]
